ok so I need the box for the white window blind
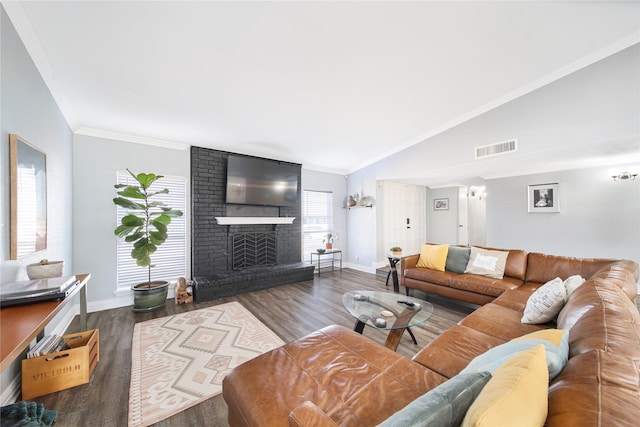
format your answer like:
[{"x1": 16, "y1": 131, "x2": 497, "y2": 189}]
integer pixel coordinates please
[
  {"x1": 302, "y1": 190, "x2": 333, "y2": 262},
  {"x1": 116, "y1": 171, "x2": 187, "y2": 289}
]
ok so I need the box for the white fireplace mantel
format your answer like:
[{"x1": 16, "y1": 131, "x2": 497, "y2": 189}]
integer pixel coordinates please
[{"x1": 215, "y1": 217, "x2": 296, "y2": 225}]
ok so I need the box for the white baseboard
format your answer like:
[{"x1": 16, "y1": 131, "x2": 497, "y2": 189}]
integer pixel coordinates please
[{"x1": 343, "y1": 262, "x2": 377, "y2": 274}]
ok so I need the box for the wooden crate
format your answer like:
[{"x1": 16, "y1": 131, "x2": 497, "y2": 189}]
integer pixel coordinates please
[{"x1": 22, "y1": 329, "x2": 99, "y2": 400}]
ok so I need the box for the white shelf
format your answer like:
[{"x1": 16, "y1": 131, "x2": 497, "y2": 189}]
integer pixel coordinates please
[{"x1": 215, "y1": 217, "x2": 296, "y2": 225}]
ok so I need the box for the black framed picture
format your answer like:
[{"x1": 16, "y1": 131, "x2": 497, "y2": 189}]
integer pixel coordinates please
[
  {"x1": 528, "y1": 183, "x2": 559, "y2": 213},
  {"x1": 434, "y1": 198, "x2": 449, "y2": 211}
]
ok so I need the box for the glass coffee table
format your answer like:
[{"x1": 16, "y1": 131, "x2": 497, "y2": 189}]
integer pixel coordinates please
[{"x1": 342, "y1": 290, "x2": 434, "y2": 351}]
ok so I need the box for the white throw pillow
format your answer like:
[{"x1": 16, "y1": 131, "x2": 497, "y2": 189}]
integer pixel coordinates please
[
  {"x1": 464, "y1": 247, "x2": 508, "y2": 279},
  {"x1": 564, "y1": 275, "x2": 585, "y2": 296},
  {"x1": 522, "y1": 277, "x2": 566, "y2": 324}
]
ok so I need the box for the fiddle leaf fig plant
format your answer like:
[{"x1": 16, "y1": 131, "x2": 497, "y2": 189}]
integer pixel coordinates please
[{"x1": 113, "y1": 169, "x2": 183, "y2": 287}]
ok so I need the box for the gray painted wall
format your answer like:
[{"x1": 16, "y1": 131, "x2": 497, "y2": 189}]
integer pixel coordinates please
[
  {"x1": 72, "y1": 134, "x2": 190, "y2": 309},
  {"x1": 487, "y1": 167, "x2": 639, "y2": 264},
  {"x1": 346, "y1": 45, "x2": 639, "y2": 271},
  {"x1": 0, "y1": 7, "x2": 73, "y2": 402}
]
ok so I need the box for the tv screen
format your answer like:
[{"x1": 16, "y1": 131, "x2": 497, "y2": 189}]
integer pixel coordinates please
[{"x1": 226, "y1": 155, "x2": 299, "y2": 207}]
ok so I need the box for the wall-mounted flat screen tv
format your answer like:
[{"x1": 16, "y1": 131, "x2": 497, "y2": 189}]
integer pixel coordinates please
[{"x1": 226, "y1": 155, "x2": 299, "y2": 207}]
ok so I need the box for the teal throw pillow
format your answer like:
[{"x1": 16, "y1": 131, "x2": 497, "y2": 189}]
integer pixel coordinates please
[
  {"x1": 460, "y1": 329, "x2": 569, "y2": 381},
  {"x1": 376, "y1": 372, "x2": 491, "y2": 427},
  {"x1": 445, "y1": 247, "x2": 471, "y2": 274}
]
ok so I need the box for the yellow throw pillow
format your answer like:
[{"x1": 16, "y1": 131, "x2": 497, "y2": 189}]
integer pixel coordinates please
[
  {"x1": 462, "y1": 344, "x2": 548, "y2": 427},
  {"x1": 512, "y1": 329, "x2": 565, "y2": 347},
  {"x1": 416, "y1": 244, "x2": 449, "y2": 271}
]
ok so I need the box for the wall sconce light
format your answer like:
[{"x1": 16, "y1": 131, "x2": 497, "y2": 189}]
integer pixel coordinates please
[{"x1": 612, "y1": 171, "x2": 638, "y2": 181}]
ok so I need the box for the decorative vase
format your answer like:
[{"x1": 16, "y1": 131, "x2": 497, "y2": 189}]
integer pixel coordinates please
[
  {"x1": 131, "y1": 281, "x2": 170, "y2": 312},
  {"x1": 26, "y1": 261, "x2": 64, "y2": 279},
  {"x1": 390, "y1": 251, "x2": 402, "y2": 257},
  {"x1": 347, "y1": 196, "x2": 356, "y2": 208},
  {"x1": 325, "y1": 242, "x2": 333, "y2": 249}
]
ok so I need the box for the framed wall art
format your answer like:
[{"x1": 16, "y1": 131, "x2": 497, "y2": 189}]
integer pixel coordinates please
[
  {"x1": 9, "y1": 134, "x2": 47, "y2": 259},
  {"x1": 528, "y1": 183, "x2": 559, "y2": 213},
  {"x1": 434, "y1": 198, "x2": 449, "y2": 211}
]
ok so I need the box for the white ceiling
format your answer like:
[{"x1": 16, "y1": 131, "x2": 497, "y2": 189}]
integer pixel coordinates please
[{"x1": 4, "y1": 1, "x2": 640, "y2": 178}]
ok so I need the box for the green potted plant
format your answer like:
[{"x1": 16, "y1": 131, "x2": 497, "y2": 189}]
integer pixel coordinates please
[
  {"x1": 389, "y1": 246, "x2": 403, "y2": 256},
  {"x1": 113, "y1": 169, "x2": 183, "y2": 312},
  {"x1": 323, "y1": 233, "x2": 339, "y2": 249}
]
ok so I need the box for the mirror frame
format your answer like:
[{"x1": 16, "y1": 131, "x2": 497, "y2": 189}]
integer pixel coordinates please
[{"x1": 9, "y1": 134, "x2": 48, "y2": 259}]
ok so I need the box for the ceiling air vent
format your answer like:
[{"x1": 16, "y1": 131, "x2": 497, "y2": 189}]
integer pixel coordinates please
[{"x1": 475, "y1": 139, "x2": 518, "y2": 159}]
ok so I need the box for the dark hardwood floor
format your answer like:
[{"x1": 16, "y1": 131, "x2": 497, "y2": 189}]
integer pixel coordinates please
[{"x1": 37, "y1": 269, "x2": 475, "y2": 426}]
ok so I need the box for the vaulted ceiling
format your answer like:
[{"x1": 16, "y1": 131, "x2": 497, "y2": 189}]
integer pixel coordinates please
[{"x1": 4, "y1": 1, "x2": 639, "y2": 176}]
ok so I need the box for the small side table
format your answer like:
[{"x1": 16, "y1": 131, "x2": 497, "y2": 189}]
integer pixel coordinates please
[
  {"x1": 385, "y1": 254, "x2": 401, "y2": 293},
  {"x1": 310, "y1": 249, "x2": 343, "y2": 275}
]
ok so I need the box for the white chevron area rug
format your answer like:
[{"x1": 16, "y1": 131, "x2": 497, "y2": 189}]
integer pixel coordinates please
[{"x1": 128, "y1": 301, "x2": 284, "y2": 427}]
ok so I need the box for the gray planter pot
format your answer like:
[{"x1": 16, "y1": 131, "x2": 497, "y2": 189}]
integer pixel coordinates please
[{"x1": 131, "y1": 281, "x2": 170, "y2": 312}]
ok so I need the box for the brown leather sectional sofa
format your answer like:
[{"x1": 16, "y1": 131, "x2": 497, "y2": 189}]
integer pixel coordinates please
[
  {"x1": 400, "y1": 246, "x2": 616, "y2": 306},
  {"x1": 222, "y1": 252, "x2": 640, "y2": 426}
]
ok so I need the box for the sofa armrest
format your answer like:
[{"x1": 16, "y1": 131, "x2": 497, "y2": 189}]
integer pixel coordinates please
[
  {"x1": 400, "y1": 254, "x2": 420, "y2": 288},
  {"x1": 288, "y1": 401, "x2": 338, "y2": 427},
  {"x1": 402, "y1": 254, "x2": 419, "y2": 270}
]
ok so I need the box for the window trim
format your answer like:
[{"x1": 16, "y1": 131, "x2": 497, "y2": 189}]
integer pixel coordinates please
[{"x1": 302, "y1": 189, "x2": 334, "y2": 263}]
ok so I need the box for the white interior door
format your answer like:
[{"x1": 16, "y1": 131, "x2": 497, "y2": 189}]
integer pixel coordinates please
[{"x1": 382, "y1": 182, "x2": 426, "y2": 256}]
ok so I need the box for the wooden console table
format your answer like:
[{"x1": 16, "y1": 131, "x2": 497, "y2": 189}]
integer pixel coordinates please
[{"x1": 0, "y1": 273, "x2": 90, "y2": 373}]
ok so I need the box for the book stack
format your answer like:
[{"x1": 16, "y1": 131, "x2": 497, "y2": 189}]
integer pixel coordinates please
[{"x1": 27, "y1": 335, "x2": 69, "y2": 358}]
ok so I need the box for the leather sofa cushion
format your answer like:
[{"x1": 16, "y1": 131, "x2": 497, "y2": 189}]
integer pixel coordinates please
[
  {"x1": 588, "y1": 259, "x2": 639, "y2": 300},
  {"x1": 525, "y1": 253, "x2": 615, "y2": 285},
  {"x1": 547, "y1": 350, "x2": 640, "y2": 426},
  {"x1": 460, "y1": 304, "x2": 549, "y2": 341},
  {"x1": 557, "y1": 281, "x2": 640, "y2": 359},
  {"x1": 404, "y1": 267, "x2": 454, "y2": 286},
  {"x1": 289, "y1": 402, "x2": 338, "y2": 427},
  {"x1": 449, "y1": 273, "x2": 523, "y2": 297},
  {"x1": 413, "y1": 325, "x2": 505, "y2": 378},
  {"x1": 223, "y1": 325, "x2": 448, "y2": 427},
  {"x1": 491, "y1": 283, "x2": 541, "y2": 311}
]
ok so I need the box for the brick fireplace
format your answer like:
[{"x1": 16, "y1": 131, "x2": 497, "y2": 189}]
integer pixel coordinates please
[{"x1": 190, "y1": 146, "x2": 313, "y2": 301}]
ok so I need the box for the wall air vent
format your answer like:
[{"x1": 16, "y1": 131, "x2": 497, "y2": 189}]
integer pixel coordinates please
[{"x1": 475, "y1": 139, "x2": 518, "y2": 159}]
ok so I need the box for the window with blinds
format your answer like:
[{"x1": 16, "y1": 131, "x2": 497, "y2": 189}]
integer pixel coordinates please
[
  {"x1": 302, "y1": 190, "x2": 333, "y2": 262},
  {"x1": 115, "y1": 171, "x2": 187, "y2": 289}
]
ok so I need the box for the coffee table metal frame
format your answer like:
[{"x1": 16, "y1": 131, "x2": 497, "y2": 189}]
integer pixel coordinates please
[
  {"x1": 342, "y1": 290, "x2": 434, "y2": 351},
  {"x1": 310, "y1": 249, "x2": 342, "y2": 275}
]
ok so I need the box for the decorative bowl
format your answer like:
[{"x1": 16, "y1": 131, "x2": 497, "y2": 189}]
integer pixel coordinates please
[
  {"x1": 316, "y1": 248, "x2": 326, "y2": 254},
  {"x1": 26, "y1": 261, "x2": 64, "y2": 279}
]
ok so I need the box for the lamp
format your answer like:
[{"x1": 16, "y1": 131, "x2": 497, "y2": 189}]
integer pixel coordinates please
[{"x1": 612, "y1": 171, "x2": 638, "y2": 181}]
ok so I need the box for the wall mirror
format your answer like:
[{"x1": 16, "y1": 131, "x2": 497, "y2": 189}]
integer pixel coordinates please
[{"x1": 9, "y1": 134, "x2": 47, "y2": 259}]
